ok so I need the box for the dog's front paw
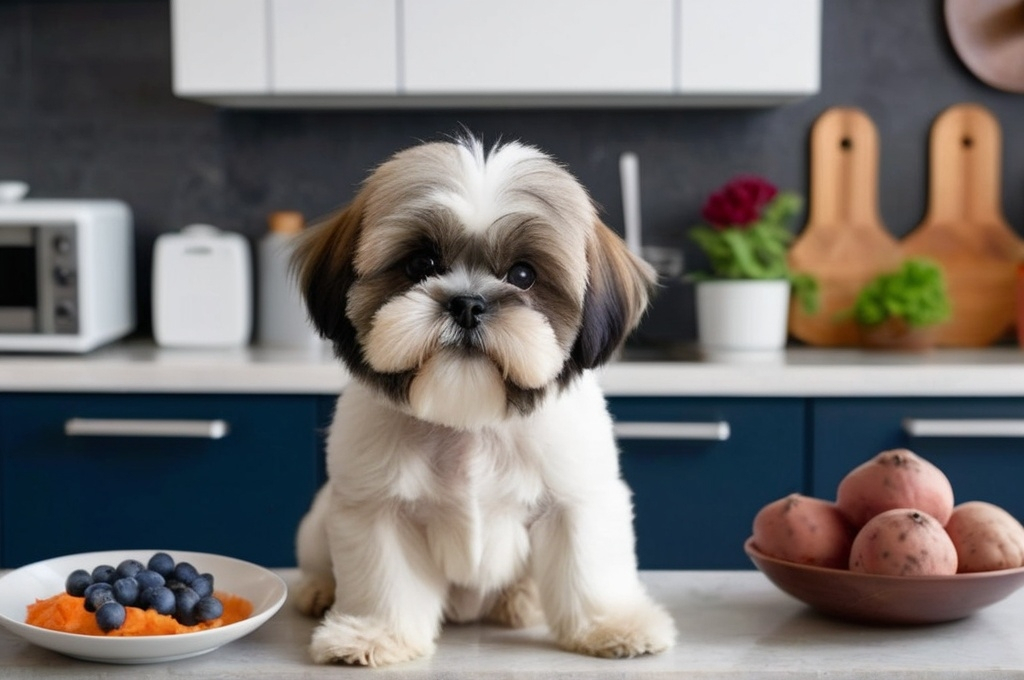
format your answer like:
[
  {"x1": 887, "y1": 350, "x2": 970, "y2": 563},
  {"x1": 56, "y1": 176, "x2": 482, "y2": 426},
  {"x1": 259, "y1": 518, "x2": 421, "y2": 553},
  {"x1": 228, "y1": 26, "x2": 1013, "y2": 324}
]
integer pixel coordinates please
[
  {"x1": 309, "y1": 611, "x2": 436, "y2": 667},
  {"x1": 294, "y1": 573, "x2": 335, "y2": 618},
  {"x1": 561, "y1": 600, "x2": 677, "y2": 659}
]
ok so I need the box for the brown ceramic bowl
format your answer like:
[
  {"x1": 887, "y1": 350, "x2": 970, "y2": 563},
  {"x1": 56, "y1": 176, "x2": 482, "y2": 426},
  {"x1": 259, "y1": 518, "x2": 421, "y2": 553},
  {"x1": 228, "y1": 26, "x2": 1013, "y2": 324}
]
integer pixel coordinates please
[{"x1": 745, "y1": 537, "x2": 1024, "y2": 624}]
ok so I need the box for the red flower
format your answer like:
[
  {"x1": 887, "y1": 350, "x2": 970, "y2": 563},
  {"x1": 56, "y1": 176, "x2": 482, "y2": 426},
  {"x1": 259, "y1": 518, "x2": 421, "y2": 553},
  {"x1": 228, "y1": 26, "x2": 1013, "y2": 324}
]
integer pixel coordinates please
[{"x1": 701, "y1": 176, "x2": 778, "y2": 229}]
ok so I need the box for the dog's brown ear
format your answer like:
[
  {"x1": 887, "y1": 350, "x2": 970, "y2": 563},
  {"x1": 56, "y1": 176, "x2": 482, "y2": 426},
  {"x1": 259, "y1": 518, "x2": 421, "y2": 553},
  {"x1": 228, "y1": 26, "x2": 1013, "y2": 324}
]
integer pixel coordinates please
[
  {"x1": 291, "y1": 195, "x2": 365, "y2": 344},
  {"x1": 570, "y1": 220, "x2": 657, "y2": 368}
]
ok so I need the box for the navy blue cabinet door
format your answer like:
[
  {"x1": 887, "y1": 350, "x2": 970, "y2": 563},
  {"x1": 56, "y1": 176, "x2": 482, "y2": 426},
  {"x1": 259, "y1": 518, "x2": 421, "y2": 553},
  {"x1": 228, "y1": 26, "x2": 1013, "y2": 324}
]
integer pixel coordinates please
[
  {"x1": 612, "y1": 397, "x2": 807, "y2": 569},
  {"x1": 0, "y1": 394, "x2": 321, "y2": 568},
  {"x1": 812, "y1": 398, "x2": 1024, "y2": 522}
]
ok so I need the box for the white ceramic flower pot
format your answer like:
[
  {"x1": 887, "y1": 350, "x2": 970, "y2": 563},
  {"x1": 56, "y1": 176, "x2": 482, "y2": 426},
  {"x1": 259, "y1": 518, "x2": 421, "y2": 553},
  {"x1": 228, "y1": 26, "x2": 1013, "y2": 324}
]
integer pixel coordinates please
[{"x1": 696, "y1": 280, "x2": 791, "y2": 351}]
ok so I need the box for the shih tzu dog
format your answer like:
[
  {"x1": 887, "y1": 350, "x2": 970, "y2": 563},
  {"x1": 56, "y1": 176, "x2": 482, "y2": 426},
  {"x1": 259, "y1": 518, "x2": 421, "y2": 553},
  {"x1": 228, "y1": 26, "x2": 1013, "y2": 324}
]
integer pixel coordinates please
[{"x1": 292, "y1": 136, "x2": 676, "y2": 666}]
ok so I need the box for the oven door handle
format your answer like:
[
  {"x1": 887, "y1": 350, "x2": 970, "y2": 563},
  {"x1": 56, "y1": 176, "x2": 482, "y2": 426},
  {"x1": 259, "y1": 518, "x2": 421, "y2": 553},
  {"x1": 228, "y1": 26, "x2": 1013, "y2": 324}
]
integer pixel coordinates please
[{"x1": 64, "y1": 418, "x2": 230, "y2": 439}]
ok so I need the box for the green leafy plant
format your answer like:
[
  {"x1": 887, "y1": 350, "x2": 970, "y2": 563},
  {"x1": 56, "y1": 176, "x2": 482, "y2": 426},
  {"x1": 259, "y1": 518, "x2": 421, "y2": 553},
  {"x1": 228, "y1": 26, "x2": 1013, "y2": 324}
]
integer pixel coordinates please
[
  {"x1": 689, "y1": 176, "x2": 818, "y2": 313},
  {"x1": 849, "y1": 259, "x2": 952, "y2": 328}
]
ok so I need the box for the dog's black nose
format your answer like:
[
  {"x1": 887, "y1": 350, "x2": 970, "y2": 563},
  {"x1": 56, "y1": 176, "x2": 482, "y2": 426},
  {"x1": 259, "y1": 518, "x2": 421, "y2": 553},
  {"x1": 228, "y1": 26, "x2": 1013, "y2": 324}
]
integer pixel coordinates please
[{"x1": 448, "y1": 295, "x2": 487, "y2": 329}]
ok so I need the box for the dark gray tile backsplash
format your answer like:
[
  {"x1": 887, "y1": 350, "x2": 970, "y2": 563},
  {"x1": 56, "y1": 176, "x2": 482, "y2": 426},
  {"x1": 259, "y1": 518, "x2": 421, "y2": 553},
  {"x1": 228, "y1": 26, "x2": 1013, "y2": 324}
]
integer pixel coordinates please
[{"x1": 2, "y1": 0, "x2": 1023, "y2": 343}]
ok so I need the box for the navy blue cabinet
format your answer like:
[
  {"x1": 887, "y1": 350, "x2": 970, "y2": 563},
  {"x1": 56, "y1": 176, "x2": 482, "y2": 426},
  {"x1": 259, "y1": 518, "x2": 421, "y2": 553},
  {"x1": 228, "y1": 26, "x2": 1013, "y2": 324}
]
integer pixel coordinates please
[
  {"x1": 0, "y1": 393, "x2": 323, "y2": 568},
  {"x1": 812, "y1": 398, "x2": 1024, "y2": 522},
  {"x1": 611, "y1": 397, "x2": 807, "y2": 569},
  {"x1": 5, "y1": 390, "x2": 1020, "y2": 571}
]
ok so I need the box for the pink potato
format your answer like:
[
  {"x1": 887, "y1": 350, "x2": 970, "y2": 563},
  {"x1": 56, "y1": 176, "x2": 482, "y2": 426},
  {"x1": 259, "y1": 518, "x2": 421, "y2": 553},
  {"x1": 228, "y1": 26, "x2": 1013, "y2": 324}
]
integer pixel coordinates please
[
  {"x1": 849, "y1": 508, "x2": 958, "y2": 576},
  {"x1": 836, "y1": 449, "x2": 954, "y2": 528},
  {"x1": 752, "y1": 493, "x2": 855, "y2": 569},
  {"x1": 945, "y1": 501, "x2": 1024, "y2": 573}
]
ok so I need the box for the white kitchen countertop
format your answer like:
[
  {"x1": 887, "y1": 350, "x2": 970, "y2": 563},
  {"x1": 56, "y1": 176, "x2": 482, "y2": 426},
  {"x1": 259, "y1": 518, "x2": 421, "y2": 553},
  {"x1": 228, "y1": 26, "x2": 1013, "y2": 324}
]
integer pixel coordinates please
[
  {"x1": 3, "y1": 341, "x2": 1024, "y2": 396},
  {"x1": 2, "y1": 569, "x2": 1023, "y2": 678}
]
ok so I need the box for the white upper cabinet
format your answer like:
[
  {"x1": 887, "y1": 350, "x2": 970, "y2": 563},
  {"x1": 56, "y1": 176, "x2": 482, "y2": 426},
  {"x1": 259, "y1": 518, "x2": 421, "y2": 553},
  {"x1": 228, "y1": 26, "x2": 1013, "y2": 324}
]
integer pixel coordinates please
[
  {"x1": 170, "y1": 0, "x2": 820, "y2": 106},
  {"x1": 677, "y1": 0, "x2": 820, "y2": 98},
  {"x1": 171, "y1": 0, "x2": 268, "y2": 96},
  {"x1": 402, "y1": 0, "x2": 673, "y2": 95},
  {"x1": 270, "y1": 0, "x2": 397, "y2": 94}
]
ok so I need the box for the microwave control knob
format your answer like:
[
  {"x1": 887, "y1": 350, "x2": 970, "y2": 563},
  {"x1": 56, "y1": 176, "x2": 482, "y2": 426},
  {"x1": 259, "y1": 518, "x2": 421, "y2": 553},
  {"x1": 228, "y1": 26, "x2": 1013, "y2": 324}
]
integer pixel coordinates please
[
  {"x1": 55, "y1": 301, "x2": 76, "y2": 320},
  {"x1": 53, "y1": 266, "x2": 75, "y2": 286},
  {"x1": 53, "y1": 235, "x2": 72, "y2": 254}
]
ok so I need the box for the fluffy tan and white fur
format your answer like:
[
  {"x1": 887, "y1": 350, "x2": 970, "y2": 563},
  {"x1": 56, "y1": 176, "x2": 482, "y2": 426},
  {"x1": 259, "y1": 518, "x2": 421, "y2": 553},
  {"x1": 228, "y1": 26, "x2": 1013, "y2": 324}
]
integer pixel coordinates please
[{"x1": 292, "y1": 136, "x2": 676, "y2": 666}]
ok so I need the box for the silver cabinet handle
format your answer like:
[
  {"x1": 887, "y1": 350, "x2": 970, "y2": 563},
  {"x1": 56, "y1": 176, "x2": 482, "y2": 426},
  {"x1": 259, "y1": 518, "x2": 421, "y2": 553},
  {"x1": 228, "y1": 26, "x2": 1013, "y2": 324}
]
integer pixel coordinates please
[
  {"x1": 613, "y1": 421, "x2": 730, "y2": 441},
  {"x1": 65, "y1": 418, "x2": 230, "y2": 439},
  {"x1": 903, "y1": 418, "x2": 1024, "y2": 438}
]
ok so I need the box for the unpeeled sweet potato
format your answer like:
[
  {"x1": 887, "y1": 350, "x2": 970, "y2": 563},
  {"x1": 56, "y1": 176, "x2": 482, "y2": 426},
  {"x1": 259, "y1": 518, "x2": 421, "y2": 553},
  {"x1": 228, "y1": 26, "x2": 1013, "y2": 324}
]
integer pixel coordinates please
[
  {"x1": 752, "y1": 493, "x2": 855, "y2": 569},
  {"x1": 945, "y1": 501, "x2": 1024, "y2": 573},
  {"x1": 836, "y1": 449, "x2": 954, "y2": 528},
  {"x1": 849, "y1": 508, "x2": 958, "y2": 576}
]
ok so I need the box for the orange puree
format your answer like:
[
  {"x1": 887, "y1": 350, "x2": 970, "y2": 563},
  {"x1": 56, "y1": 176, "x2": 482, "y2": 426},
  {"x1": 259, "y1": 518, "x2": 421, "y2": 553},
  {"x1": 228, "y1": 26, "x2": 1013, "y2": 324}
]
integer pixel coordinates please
[{"x1": 25, "y1": 590, "x2": 252, "y2": 636}]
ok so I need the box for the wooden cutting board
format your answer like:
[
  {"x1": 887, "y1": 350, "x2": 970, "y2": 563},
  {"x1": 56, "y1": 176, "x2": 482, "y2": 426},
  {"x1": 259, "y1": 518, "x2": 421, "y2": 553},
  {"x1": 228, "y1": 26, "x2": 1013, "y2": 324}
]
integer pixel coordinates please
[
  {"x1": 788, "y1": 107, "x2": 904, "y2": 346},
  {"x1": 902, "y1": 103, "x2": 1024, "y2": 347}
]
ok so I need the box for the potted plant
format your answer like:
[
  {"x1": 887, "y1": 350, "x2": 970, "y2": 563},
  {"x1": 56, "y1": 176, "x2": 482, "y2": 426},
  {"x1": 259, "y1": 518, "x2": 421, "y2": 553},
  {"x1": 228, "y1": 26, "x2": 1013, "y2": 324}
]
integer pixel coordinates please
[
  {"x1": 847, "y1": 258, "x2": 951, "y2": 350},
  {"x1": 689, "y1": 176, "x2": 818, "y2": 352}
]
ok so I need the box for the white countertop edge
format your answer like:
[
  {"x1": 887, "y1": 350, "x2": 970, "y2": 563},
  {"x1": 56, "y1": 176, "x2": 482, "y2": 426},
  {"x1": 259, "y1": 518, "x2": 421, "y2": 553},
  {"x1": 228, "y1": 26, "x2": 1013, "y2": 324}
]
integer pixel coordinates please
[
  {"x1": 3, "y1": 343, "x2": 1024, "y2": 396},
  {"x1": 596, "y1": 361, "x2": 1024, "y2": 397}
]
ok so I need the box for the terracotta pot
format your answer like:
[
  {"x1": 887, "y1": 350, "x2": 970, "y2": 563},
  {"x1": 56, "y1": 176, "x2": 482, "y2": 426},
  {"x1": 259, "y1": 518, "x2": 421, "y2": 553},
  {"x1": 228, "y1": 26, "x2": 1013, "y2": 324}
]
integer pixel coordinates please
[{"x1": 858, "y1": 318, "x2": 938, "y2": 351}]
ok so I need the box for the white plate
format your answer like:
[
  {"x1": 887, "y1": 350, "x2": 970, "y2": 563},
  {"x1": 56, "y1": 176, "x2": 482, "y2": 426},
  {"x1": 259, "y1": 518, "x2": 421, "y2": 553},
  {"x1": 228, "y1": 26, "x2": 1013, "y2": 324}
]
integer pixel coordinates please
[{"x1": 0, "y1": 550, "x2": 287, "y2": 664}]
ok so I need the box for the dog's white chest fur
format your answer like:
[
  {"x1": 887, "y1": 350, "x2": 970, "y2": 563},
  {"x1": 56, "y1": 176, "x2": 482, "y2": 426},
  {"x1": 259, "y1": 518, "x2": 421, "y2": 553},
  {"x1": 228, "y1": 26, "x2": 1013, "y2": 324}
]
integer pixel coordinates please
[
  {"x1": 327, "y1": 381, "x2": 549, "y2": 591},
  {"x1": 405, "y1": 426, "x2": 543, "y2": 588}
]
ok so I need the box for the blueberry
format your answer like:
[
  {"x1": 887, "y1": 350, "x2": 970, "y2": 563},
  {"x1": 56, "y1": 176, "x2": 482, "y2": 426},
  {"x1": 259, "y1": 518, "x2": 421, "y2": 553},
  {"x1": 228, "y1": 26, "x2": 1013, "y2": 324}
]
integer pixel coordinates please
[
  {"x1": 115, "y1": 559, "x2": 144, "y2": 580},
  {"x1": 141, "y1": 586, "x2": 175, "y2": 616},
  {"x1": 172, "y1": 562, "x2": 199, "y2": 585},
  {"x1": 147, "y1": 552, "x2": 175, "y2": 578},
  {"x1": 135, "y1": 569, "x2": 165, "y2": 591},
  {"x1": 83, "y1": 582, "x2": 111, "y2": 597},
  {"x1": 194, "y1": 595, "x2": 223, "y2": 622},
  {"x1": 174, "y1": 587, "x2": 201, "y2": 626},
  {"x1": 91, "y1": 564, "x2": 116, "y2": 585},
  {"x1": 65, "y1": 569, "x2": 92, "y2": 597},
  {"x1": 112, "y1": 577, "x2": 140, "y2": 606},
  {"x1": 84, "y1": 583, "x2": 114, "y2": 612},
  {"x1": 95, "y1": 601, "x2": 126, "y2": 632},
  {"x1": 190, "y1": 574, "x2": 213, "y2": 598}
]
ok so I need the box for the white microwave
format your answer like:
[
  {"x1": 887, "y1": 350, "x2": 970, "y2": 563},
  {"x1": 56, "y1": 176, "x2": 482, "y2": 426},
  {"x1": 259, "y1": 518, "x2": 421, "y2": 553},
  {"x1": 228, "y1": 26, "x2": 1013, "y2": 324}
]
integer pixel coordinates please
[{"x1": 0, "y1": 198, "x2": 135, "y2": 352}]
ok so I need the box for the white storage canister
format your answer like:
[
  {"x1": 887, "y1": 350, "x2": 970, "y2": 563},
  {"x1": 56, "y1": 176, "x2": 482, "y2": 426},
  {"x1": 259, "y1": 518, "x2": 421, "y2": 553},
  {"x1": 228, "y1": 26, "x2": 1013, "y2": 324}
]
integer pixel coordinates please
[{"x1": 257, "y1": 211, "x2": 322, "y2": 350}]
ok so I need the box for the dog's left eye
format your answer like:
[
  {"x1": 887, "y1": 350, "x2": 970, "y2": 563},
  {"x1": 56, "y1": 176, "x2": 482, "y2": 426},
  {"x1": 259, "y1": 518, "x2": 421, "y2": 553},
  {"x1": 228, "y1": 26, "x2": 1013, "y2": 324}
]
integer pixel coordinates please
[{"x1": 506, "y1": 263, "x2": 536, "y2": 290}]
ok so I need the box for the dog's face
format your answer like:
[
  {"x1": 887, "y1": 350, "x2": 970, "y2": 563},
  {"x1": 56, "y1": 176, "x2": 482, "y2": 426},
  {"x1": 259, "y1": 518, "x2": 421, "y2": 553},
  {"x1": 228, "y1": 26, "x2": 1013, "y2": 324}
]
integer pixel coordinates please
[{"x1": 294, "y1": 137, "x2": 655, "y2": 429}]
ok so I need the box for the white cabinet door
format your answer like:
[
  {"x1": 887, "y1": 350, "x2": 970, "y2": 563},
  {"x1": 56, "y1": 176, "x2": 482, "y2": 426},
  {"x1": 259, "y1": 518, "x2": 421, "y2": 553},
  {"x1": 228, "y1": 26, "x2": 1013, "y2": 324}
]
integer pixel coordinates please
[
  {"x1": 677, "y1": 0, "x2": 820, "y2": 96},
  {"x1": 171, "y1": 0, "x2": 269, "y2": 96},
  {"x1": 402, "y1": 0, "x2": 674, "y2": 95},
  {"x1": 270, "y1": 0, "x2": 397, "y2": 94}
]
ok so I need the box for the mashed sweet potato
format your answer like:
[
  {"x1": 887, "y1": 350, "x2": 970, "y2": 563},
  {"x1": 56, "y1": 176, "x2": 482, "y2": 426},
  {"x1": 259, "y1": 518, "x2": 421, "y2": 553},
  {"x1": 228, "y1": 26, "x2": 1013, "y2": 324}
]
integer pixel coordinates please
[{"x1": 26, "y1": 591, "x2": 252, "y2": 636}]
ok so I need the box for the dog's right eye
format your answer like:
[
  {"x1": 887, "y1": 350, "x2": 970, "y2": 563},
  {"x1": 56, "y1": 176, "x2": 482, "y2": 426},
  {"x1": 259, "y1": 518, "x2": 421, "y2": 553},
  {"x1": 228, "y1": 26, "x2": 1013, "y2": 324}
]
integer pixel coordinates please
[{"x1": 404, "y1": 252, "x2": 441, "y2": 282}]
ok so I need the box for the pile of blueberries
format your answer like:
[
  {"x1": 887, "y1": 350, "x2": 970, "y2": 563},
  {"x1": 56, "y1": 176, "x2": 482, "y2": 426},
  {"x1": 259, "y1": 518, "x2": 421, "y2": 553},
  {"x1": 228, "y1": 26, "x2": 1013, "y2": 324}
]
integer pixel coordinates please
[{"x1": 65, "y1": 552, "x2": 224, "y2": 633}]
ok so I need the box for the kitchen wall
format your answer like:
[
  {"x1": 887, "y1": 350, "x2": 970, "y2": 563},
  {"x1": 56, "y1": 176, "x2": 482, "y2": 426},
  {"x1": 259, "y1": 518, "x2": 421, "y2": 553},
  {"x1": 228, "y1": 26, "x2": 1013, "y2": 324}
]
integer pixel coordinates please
[{"x1": 1, "y1": 0, "x2": 1023, "y2": 344}]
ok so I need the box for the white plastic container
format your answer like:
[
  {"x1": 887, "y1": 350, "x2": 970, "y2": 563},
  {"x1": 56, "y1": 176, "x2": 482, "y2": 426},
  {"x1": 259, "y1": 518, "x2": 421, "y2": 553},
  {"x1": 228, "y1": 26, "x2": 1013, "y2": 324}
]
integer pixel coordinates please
[
  {"x1": 256, "y1": 211, "x2": 322, "y2": 350},
  {"x1": 695, "y1": 280, "x2": 791, "y2": 352},
  {"x1": 152, "y1": 224, "x2": 252, "y2": 348}
]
